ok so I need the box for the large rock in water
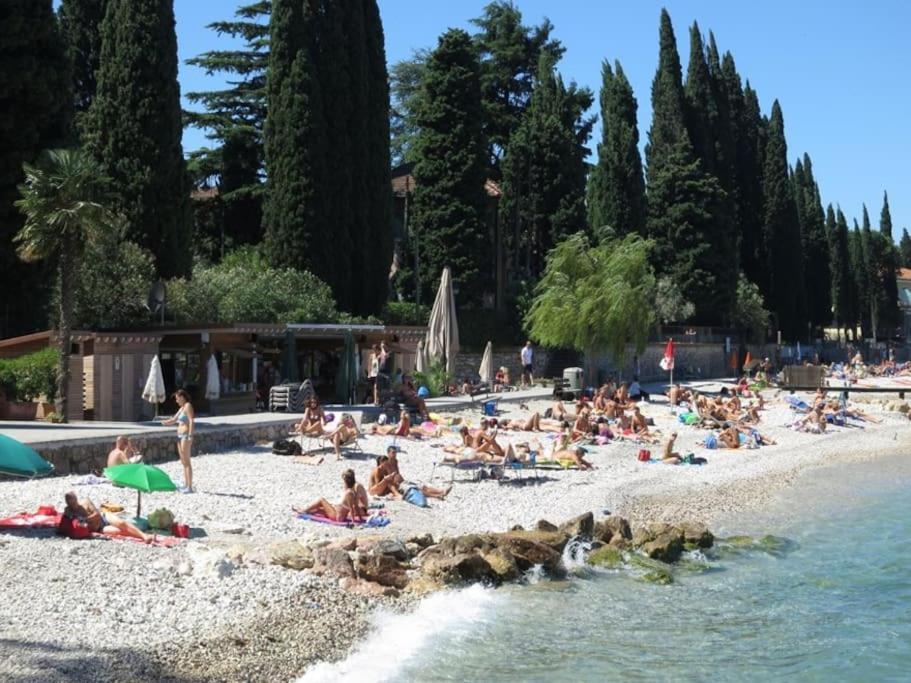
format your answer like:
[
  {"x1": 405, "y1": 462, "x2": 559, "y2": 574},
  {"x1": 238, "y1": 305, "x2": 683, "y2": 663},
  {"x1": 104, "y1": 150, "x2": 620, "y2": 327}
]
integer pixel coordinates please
[
  {"x1": 480, "y1": 547, "x2": 520, "y2": 582},
  {"x1": 491, "y1": 529, "x2": 570, "y2": 554},
  {"x1": 559, "y1": 512, "x2": 594, "y2": 538},
  {"x1": 491, "y1": 532, "x2": 564, "y2": 574},
  {"x1": 679, "y1": 521, "x2": 714, "y2": 549},
  {"x1": 587, "y1": 546, "x2": 623, "y2": 569},
  {"x1": 642, "y1": 530, "x2": 684, "y2": 563},
  {"x1": 419, "y1": 552, "x2": 495, "y2": 585},
  {"x1": 594, "y1": 516, "x2": 632, "y2": 544}
]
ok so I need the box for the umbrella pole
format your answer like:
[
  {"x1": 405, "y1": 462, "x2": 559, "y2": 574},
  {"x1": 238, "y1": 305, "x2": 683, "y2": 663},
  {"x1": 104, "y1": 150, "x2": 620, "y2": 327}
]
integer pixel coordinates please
[{"x1": 137, "y1": 491, "x2": 141, "y2": 519}]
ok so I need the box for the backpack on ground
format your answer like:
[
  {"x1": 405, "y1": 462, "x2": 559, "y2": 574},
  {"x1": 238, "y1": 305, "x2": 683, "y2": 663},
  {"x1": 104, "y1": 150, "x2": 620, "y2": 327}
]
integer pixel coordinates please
[{"x1": 272, "y1": 439, "x2": 302, "y2": 456}]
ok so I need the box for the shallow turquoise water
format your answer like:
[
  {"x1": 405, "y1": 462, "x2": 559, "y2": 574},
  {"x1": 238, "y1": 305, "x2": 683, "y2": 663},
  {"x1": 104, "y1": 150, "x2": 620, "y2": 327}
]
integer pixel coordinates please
[{"x1": 384, "y1": 454, "x2": 911, "y2": 682}]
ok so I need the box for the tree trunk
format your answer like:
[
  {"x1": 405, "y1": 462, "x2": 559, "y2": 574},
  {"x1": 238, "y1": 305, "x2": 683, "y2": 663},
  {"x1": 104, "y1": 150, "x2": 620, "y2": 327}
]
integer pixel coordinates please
[{"x1": 55, "y1": 248, "x2": 75, "y2": 422}]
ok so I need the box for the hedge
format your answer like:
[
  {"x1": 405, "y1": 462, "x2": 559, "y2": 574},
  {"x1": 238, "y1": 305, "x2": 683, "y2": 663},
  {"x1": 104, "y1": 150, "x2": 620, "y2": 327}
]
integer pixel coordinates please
[{"x1": 0, "y1": 347, "x2": 58, "y2": 402}]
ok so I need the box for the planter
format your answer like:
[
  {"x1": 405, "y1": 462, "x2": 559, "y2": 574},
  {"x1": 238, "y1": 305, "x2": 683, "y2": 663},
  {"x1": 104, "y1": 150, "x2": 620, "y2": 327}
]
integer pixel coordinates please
[{"x1": 4, "y1": 401, "x2": 54, "y2": 421}]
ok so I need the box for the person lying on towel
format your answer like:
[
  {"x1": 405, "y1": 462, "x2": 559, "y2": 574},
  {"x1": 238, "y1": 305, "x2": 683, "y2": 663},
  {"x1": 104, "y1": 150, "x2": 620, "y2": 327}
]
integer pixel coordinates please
[{"x1": 63, "y1": 492, "x2": 154, "y2": 543}]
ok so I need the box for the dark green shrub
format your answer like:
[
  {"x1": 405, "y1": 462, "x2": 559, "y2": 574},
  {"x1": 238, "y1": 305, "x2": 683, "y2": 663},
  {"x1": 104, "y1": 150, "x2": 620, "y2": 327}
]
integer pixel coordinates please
[
  {"x1": 382, "y1": 301, "x2": 430, "y2": 326},
  {"x1": 0, "y1": 347, "x2": 58, "y2": 401}
]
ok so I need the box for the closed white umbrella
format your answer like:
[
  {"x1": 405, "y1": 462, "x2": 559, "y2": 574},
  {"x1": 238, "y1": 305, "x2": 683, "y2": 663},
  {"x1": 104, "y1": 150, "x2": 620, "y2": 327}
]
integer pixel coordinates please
[
  {"x1": 141, "y1": 355, "x2": 166, "y2": 418},
  {"x1": 205, "y1": 355, "x2": 221, "y2": 400},
  {"x1": 425, "y1": 266, "x2": 460, "y2": 376},
  {"x1": 415, "y1": 339, "x2": 427, "y2": 374},
  {"x1": 479, "y1": 341, "x2": 494, "y2": 383}
]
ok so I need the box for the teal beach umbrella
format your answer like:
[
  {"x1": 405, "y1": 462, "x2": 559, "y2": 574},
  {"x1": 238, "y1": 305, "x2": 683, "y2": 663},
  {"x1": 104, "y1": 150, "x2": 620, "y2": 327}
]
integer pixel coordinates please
[{"x1": 0, "y1": 434, "x2": 54, "y2": 478}]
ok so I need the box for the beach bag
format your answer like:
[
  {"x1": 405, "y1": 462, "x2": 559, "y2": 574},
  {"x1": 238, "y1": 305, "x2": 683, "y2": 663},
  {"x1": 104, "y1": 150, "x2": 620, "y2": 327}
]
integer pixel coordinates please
[
  {"x1": 148, "y1": 508, "x2": 175, "y2": 530},
  {"x1": 58, "y1": 515, "x2": 91, "y2": 539},
  {"x1": 637, "y1": 449, "x2": 651, "y2": 462},
  {"x1": 403, "y1": 486, "x2": 428, "y2": 508},
  {"x1": 704, "y1": 434, "x2": 717, "y2": 449}
]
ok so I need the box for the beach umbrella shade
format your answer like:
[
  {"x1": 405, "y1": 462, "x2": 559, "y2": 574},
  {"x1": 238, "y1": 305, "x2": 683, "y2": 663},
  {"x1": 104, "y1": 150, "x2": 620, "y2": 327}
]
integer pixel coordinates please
[
  {"x1": 205, "y1": 355, "x2": 220, "y2": 400},
  {"x1": 479, "y1": 341, "x2": 494, "y2": 383},
  {"x1": 282, "y1": 329, "x2": 300, "y2": 383},
  {"x1": 415, "y1": 340, "x2": 428, "y2": 374},
  {"x1": 141, "y1": 355, "x2": 166, "y2": 417},
  {"x1": 0, "y1": 434, "x2": 54, "y2": 478},
  {"x1": 104, "y1": 463, "x2": 177, "y2": 518},
  {"x1": 425, "y1": 266, "x2": 460, "y2": 376}
]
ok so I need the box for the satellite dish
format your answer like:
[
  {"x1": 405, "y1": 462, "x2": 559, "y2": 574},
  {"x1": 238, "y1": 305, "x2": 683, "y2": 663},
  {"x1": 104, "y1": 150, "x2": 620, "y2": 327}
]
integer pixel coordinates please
[{"x1": 147, "y1": 280, "x2": 166, "y2": 320}]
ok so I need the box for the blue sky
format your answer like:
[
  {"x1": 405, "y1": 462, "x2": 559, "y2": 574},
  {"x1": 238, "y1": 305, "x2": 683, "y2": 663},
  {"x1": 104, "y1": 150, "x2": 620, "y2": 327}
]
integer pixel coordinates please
[{"x1": 176, "y1": 0, "x2": 910, "y2": 236}]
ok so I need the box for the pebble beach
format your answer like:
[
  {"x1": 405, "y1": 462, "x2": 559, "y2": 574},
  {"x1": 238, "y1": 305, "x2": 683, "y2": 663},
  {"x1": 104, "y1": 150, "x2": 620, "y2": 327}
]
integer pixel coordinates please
[{"x1": 1, "y1": 385, "x2": 909, "y2": 681}]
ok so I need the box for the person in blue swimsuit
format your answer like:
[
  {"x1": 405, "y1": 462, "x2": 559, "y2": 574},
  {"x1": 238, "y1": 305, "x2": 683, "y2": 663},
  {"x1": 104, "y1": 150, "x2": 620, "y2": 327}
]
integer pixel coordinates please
[{"x1": 162, "y1": 389, "x2": 195, "y2": 493}]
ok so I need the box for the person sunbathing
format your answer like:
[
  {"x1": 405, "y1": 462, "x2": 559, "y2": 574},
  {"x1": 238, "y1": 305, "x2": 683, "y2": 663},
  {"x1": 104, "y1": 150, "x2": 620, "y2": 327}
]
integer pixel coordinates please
[
  {"x1": 616, "y1": 383, "x2": 630, "y2": 406},
  {"x1": 593, "y1": 388, "x2": 609, "y2": 413},
  {"x1": 63, "y1": 492, "x2": 154, "y2": 543},
  {"x1": 718, "y1": 424, "x2": 742, "y2": 449},
  {"x1": 551, "y1": 399, "x2": 572, "y2": 422},
  {"x1": 572, "y1": 408, "x2": 592, "y2": 441},
  {"x1": 667, "y1": 384, "x2": 681, "y2": 406},
  {"x1": 661, "y1": 432, "x2": 682, "y2": 464},
  {"x1": 106, "y1": 436, "x2": 141, "y2": 468},
  {"x1": 548, "y1": 445, "x2": 594, "y2": 470},
  {"x1": 294, "y1": 469, "x2": 367, "y2": 522},
  {"x1": 371, "y1": 447, "x2": 451, "y2": 500},
  {"x1": 293, "y1": 397, "x2": 326, "y2": 437},
  {"x1": 736, "y1": 424, "x2": 776, "y2": 445},
  {"x1": 795, "y1": 406, "x2": 826, "y2": 434},
  {"x1": 326, "y1": 413, "x2": 359, "y2": 460},
  {"x1": 738, "y1": 403, "x2": 762, "y2": 425},
  {"x1": 400, "y1": 376, "x2": 430, "y2": 420},
  {"x1": 630, "y1": 406, "x2": 650, "y2": 435}
]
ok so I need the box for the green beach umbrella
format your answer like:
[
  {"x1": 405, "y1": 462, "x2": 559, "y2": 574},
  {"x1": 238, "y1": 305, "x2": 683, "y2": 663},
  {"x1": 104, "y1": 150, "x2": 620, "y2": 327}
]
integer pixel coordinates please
[
  {"x1": 0, "y1": 434, "x2": 54, "y2": 478},
  {"x1": 103, "y1": 463, "x2": 177, "y2": 518},
  {"x1": 282, "y1": 329, "x2": 300, "y2": 383},
  {"x1": 336, "y1": 330, "x2": 357, "y2": 404}
]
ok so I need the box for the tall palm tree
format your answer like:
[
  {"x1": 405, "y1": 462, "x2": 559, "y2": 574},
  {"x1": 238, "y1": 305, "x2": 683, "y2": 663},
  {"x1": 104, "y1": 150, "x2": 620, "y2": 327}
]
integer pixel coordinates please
[{"x1": 14, "y1": 148, "x2": 113, "y2": 421}]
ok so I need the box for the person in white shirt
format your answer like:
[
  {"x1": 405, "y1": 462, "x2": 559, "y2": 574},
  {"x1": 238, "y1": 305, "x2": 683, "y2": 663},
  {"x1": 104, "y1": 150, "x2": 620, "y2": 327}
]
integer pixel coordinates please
[{"x1": 520, "y1": 341, "x2": 534, "y2": 388}]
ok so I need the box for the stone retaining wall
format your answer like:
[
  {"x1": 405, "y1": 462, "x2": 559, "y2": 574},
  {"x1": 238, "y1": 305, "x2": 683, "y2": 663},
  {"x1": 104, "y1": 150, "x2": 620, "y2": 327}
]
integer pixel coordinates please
[
  {"x1": 31, "y1": 422, "x2": 293, "y2": 476},
  {"x1": 454, "y1": 350, "x2": 550, "y2": 384}
]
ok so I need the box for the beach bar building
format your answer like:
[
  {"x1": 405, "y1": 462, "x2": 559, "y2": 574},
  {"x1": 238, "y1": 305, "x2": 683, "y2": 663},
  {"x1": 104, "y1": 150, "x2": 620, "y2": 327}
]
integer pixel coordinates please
[{"x1": 0, "y1": 323, "x2": 426, "y2": 422}]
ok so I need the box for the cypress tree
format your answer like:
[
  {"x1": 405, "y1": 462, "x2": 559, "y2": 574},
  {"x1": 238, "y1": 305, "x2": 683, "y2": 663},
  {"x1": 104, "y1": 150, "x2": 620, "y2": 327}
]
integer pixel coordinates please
[
  {"x1": 317, "y1": 0, "x2": 356, "y2": 309},
  {"x1": 761, "y1": 100, "x2": 805, "y2": 339},
  {"x1": 737, "y1": 81, "x2": 767, "y2": 293},
  {"x1": 899, "y1": 228, "x2": 911, "y2": 268},
  {"x1": 794, "y1": 154, "x2": 831, "y2": 331},
  {"x1": 683, "y1": 24, "x2": 717, "y2": 174},
  {"x1": 500, "y1": 55, "x2": 592, "y2": 280},
  {"x1": 363, "y1": 0, "x2": 393, "y2": 315},
  {"x1": 587, "y1": 60, "x2": 646, "y2": 235},
  {"x1": 88, "y1": 0, "x2": 191, "y2": 278},
  {"x1": 58, "y1": 0, "x2": 106, "y2": 141},
  {"x1": 411, "y1": 29, "x2": 488, "y2": 305},
  {"x1": 828, "y1": 205, "x2": 851, "y2": 329},
  {"x1": 262, "y1": 0, "x2": 327, "y2": 279},
  {"x1": 645, "y1": 10, "x2": 727, "y2": 323},
  {"x1": 879, "y1": 191, "x2": 900, "y2": 329},
  {"x1": 0, "y1": 0, "x2": 71, "y2": 336},
  {"x1": 851, "y1": 219, "x2": 871, "y2": 338}
]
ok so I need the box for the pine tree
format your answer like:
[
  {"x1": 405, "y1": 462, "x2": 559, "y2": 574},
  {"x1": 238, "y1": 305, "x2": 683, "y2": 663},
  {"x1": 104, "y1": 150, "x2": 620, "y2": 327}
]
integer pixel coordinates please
[
  {"x1": 793, "y1": 154, "x2": 830, "y2": 331},
  {"x1": 362, "y1": 0, "x2": 393, "y2": 315},
  {"x1": 761, "y1": 100, "x2": 805, "y2": 339},
  {"x1": 184, "y1": 1, "x2": 269, "y2": 256},
  {"x1": 587, "y1": 60, "x2": 646, "y2": 235},
  {"x1": 263, "y1": 0, "x2": 326, "y2": 279},
  {"x1": 0, "y1": 0, "x2": 71, "y2": 337},
  {"x1": 58, "y1": 0, "x2": 106, "y2": 141},
  {"x1": 900, "y1": 228, "x2": 911, "y2": 268},
  {"x1": 645, "y1": 10, "x2": 728, "y2": 323},
  {"x1": 411, "y1": 29, "x2": 488, "y2": 305},
  {"x1": 500, "y1": 55, "x2": 592, "y2": 280},
  {"x1": 88, "y1": 0, "x2": 191, "y2": 277}
]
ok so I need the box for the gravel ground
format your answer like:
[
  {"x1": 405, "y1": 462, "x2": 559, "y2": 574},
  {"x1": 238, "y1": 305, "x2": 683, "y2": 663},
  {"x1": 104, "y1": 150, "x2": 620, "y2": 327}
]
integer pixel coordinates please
[{"x1": 1, "y1": 386, "x2": 908, "y2": 681}]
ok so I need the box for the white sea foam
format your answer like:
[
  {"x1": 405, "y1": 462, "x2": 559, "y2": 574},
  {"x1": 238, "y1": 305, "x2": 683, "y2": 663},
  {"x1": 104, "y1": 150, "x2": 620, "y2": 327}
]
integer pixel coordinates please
[{"x1": 298, "y1": 584, "x2": 501, "y2": 683}]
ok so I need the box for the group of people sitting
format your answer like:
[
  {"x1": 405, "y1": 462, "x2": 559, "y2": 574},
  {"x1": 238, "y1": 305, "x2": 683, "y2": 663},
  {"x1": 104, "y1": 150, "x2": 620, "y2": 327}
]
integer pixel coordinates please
[
  {"x1": 291, "y1": 398, "x2": 361, "y2": 460},
  {"x1": 791, "y1": 388, "x2": 881, "y2": 433},
  {"x1": 293, "y1": 445, "x2": 451, "y2": 523}
]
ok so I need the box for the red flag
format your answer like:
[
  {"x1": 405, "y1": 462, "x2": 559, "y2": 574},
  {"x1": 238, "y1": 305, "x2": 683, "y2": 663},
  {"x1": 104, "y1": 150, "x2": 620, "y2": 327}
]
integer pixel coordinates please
[{"x1": 659, "y1": 339, "x2": 674, "y2": 371}]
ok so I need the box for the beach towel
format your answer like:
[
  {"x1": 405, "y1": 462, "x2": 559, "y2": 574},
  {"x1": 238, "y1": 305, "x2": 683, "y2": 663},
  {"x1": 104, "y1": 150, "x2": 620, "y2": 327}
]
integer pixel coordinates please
[
  {"x1": 297, "y1": 512, "x2": 390, "y2": 528},
  {"x1": 74, "y1": 474, "x2": 109, "y2": 486},
  {"x1": 90, "y1": 531, "x2": 183, "y2": 547},
  {"x1": 785, "y1": 396, "x2": 810, "y2": 411},
  {"x1": 704, "y1": 434, "x2": 717, "y2": 449},
  {"x1": 0, "y1": 510, "x2": 62, "y2": 529}
]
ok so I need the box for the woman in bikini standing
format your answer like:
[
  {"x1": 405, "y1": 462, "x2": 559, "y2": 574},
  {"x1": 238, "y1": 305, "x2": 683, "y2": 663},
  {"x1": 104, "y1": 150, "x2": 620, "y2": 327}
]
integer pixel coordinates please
[{"x1": 161, "y1": 389, "x2": 195, "y2": 493}]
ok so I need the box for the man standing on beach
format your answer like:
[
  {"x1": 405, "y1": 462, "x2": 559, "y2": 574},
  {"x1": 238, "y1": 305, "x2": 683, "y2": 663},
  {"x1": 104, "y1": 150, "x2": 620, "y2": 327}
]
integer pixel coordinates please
[{"x1": 520, "y1": 341, "x2": 534, "y2": 388}]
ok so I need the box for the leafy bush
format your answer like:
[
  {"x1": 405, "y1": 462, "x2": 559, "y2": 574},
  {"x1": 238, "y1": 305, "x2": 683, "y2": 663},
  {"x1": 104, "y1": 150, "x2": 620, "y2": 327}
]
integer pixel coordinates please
[
  {"x1": 0, "y1": 348, "x2": 58, "y2": 401},
  {"x1": 412, "y1": 361, "x2": 451, "y2": 398},
  {"x1": 168, "y1": 246, "x2": 340, "y2": 324},
  {"x1": 732, "y1": 275, "x2": 771, "y2": 342},
  {"x1": 381, "y1": 301, "x2": 430, "y2": 326}
]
